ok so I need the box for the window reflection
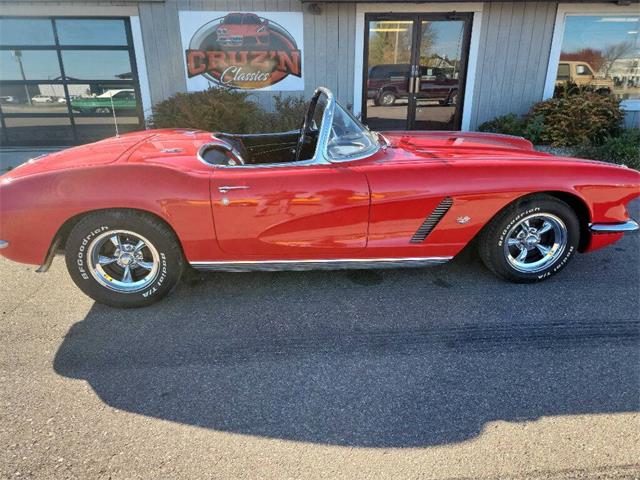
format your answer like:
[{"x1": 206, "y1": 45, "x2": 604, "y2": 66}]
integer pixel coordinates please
[
  {"x1": 68, "y1": 84, "x2": 139, "y2": 115},
  {"x1": 61, "y1": 50, "x2": 132, "y2": 80},
  {"x1": 3, "y1": 117, "x2": 74, "y2": 145},
  {"x1": 55, "y1": 19, "x2": 128, "y2": 46},
  {"x1": 0, "y1": 84, "x2": 68, "y2": 114},
  {"x1": 0, "y1": 16, "x2": 142, "y2": 146},
  {"x1": 0, "y1": 18, "x2": 54, "y2": 45},
  {"x1": 0, "y1": 50, "x2": 61, "y2": 81},
  {"x1": 557, "y1": 15, "x2": 640, "y2": 100}
]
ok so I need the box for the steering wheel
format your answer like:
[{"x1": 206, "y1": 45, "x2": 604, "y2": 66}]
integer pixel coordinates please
[{"x1": 295, "y1": 94, "x2": 319, "y2": 162}]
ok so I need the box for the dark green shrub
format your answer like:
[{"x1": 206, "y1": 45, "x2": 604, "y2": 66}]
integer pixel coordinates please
[
  {"x1": 151, "y1": 88, "x2": 307, "y2": 134},
  {"x1": 576, "y1": 129, "x2": 640, "y2": 171},
  {"x1": 479, "y1": 92, "x2": 623, "y2": 148},
  {"x1": 259, "y1": 94, "x2": 308, "y2": 132},
  {"x1": 553, "y1": 81, "x2": 611, "y2": 98},
  {"x1": 151, "y1": 88, "x2": 264, "y2": 133},
  {"x1": 478, "y1": 113, "x2": 527, "y2": 137},
  {"x1": 529, "y1": 93, "x2": 623, "y2": 147}
]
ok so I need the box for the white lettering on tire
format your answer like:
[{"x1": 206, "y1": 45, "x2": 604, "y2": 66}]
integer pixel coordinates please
[
  {"x1": 497, "y1": 207, "x2": 540, "y2": 247},
  {"x1": 76, "y1": 225, "x2": 109, "y2": 280},
  {"x1": 142, "y1": 252, "x2": 167, "y2": 298}
]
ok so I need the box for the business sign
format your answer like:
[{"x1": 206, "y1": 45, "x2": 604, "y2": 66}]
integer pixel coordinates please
[{"x1": 179, "y1": 11, "x2": 304, "y2": 91}]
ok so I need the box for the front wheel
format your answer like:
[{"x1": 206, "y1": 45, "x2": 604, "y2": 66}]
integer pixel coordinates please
[
  {"x1": 478, "y1": 195, "x2": 580, "y2": 283},
  {"x1": 65, "y1": 211, "x2": 184, "y2": 307},
  {"x1": 378, "y1": 91, "x2": 396, "y2": 106}
]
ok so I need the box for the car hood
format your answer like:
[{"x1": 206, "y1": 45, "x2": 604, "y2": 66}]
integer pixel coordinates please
[
  {"x1": 378, "y1": 130, "x2": 625, "y2": 167},
  {"x1": 1, "y1": 130, "x2": 157, "y2": 180},
  {"x1": 381, "y1": 131, "x2": 540, "y2": 156}
]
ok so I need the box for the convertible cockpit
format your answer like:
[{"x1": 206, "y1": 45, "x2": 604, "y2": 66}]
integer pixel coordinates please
[{"x1": 199, "y1": 87, "x2": 381, "y2": 167}]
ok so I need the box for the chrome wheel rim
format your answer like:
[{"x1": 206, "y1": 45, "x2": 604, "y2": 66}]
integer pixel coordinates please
[
  {"x1": 381, "y1": 93, "x2": 394, "y2": 105},
  {"x1": 87, "y1": 230, "x2": 160, "y2": 293},
  {"x1": 504, "y1": 213, "x2": 568, "y2": 273}
]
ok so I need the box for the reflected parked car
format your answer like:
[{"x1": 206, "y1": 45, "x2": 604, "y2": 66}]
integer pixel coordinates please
[
  {"x1": 367, "y1": 64, "x2": 458, "y2": 106},
  {"x1": 31, "y1": 95, "x2": 54, "y2": 103},
  {"x1": 0, "y1": 96, "x2": 17, "y2": 104},
  {"x1": 70, "y1": 89, "x2": 137, "y2": 114},
  {"x1": 556, "y1": 61, "x2": 614, "y2": 94}
]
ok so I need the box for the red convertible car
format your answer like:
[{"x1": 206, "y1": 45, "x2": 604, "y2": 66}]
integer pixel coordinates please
[{"x1": 0, "y1": 88, "x2": 638, "y2": 307}]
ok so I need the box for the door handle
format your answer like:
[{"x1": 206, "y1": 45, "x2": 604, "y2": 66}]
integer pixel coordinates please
[{"x1": 219, "y1": 185, "x2": 250, "y2": 194}]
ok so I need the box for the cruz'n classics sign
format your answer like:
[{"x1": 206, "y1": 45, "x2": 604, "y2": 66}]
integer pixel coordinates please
[{"x1": 179, "y1": 11, "x2": 304, "y2": 91}]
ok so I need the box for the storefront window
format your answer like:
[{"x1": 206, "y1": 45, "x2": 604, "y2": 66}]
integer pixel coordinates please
[
  {"x1": 61, "y1": 50, "x2": 133, "y2": 80},
  {"x1": 555, "y1": 15, "x2": 640, "y2": 100},
  {"x1": 0, "y1": 18, "x2": 54, "y2": 45},
  {"x1": 0, "y1": 50, "x2": 61, "y2": 81},
  {"x1": 0, "y1": 16, "x2": 143, "y2": 146},
  {"x1": 55, "y1": 19, "x2": 128, "y2": 46}
]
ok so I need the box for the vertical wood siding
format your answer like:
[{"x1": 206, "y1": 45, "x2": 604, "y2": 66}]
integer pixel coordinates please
[
  {"x1": 16, "y1": 1, "x2": 561, "y2": 128},
  {"x1": 137, "y1": 0, "x2": 356, "y2": 113},
  {"x1": 469, "y1": 1, "x2": 557, "y2": 129}
]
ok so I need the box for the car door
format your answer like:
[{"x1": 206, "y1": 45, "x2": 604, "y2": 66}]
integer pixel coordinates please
[{"x1": 210, "y1": 163, "x2": 370, "y2": 256}]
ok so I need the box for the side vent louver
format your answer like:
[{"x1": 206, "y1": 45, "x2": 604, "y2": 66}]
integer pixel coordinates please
[{"x1": 410, "y1": 197, "x2": 453, "y2": 243}]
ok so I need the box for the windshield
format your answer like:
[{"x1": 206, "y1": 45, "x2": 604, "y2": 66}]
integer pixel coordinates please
[{"x1": 327, "y1": 101, "x2": 379, "y2": 160}]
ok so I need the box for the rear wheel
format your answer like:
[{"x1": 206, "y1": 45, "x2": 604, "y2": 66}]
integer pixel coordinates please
[
  {"x1": 65, "y1": 211, "x2": 184, "y2": 307},
  {"x1": 478, "y1": 195, "x2": 580, "y2": 283}
]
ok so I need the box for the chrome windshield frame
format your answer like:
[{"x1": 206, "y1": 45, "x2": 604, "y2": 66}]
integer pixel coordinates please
[{"x1": 203, "y1": 87, "x2": 380, "y2": 169}]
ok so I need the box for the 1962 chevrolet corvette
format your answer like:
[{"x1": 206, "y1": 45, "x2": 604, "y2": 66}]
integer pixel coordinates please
[{"x1": 1, "y1": 87, "x2": 638, "y2": 307}]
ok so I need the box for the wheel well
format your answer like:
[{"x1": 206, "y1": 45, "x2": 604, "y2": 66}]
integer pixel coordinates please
[
  {"x1": 50, "y1": 208, "x2": 184, "y2": 255},
  {"x1": 542, "y1": 191, "x2": 591, "y2": 251}
]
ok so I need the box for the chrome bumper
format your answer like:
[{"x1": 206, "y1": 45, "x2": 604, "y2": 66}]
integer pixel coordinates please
[
  {"x1": 0, "y1": 240, "x2": 8, "y2": 249},
  {"x1": 589, "y1": 219, "x2": 639, "y2": 233}
]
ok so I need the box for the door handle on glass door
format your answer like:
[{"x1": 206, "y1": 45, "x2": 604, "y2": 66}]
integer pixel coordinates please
[{"x1": 219, "y1": 185, "x2": 250, "y2": 193}]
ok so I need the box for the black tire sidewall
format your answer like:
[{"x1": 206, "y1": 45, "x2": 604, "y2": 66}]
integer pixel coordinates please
[
  {"x1": 65, "y1": 211, "x2": 183, "y2": 308},
  {"x1": 482, "y1": 197, "x2": 580, "y2": 283}
]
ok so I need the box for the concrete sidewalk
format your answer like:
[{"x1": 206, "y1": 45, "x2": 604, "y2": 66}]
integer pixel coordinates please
[{"x1": 0, "y1": 147, "x2": 63, "y2": 174}]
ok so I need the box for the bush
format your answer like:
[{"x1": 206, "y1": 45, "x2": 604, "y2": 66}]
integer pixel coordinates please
[
  {"x1": 478, "y1": 114, "x2": 527, "y2": 137},
  {"x1": 530, "y1": 93, "x2": 623, "y2": 147},
  {"x1": 478, "y1": 91, "x2": 624, "y2": 148},
  {"x1": 575, "y1": 129, "x2": 640, "y2": 171},
  {"x1": 151, "y1": 88, "x2": 307, "y2": 134},
  {"x1": 151, "y1": 88, "x2": 264, "y2": 133},
  {"x1": 259, "y1": 94, "x2": 308, "y2": 132}
]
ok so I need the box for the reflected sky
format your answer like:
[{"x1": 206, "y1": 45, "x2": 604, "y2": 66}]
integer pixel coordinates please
[
  {"x1": 56, "y1": 19, "x2": 128, "y2": 46},
  {"x1": 0, "y1": 50, "x2": 60, "y2": 81},
  {"x1": 0, "y1": 18, "x2": 54, "y2": 45},
  {"x1": 61, "y1": 50, "x2": 132, "y2": 80},
  {"x1": 422, "y1": 21, "x2": 465, "y2": 61},
  {"x1": 562, "y1": 15, "x2": 640, "y2": 56}
]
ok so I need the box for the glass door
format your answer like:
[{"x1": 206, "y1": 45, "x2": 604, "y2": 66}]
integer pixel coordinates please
[{"x1": 363, "y1": 13, "x2": 472, "y2": 131}]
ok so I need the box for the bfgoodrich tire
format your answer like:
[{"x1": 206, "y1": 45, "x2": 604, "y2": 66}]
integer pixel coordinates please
[
  {"x1": 65, "y1": 210, "x2": 184, "y2": 308},
  {"x1": 478, "y1": 195, "x2": 580, "y2": 283}
]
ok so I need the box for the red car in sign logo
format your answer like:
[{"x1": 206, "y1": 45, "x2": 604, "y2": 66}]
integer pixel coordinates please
[{"x1": 215, "y1": 13, "x2": 270, "y2": 47}]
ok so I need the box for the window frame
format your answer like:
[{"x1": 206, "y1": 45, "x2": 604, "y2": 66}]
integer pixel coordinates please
[
  {"x1": 0, "y1": 15, "x2": 144, "y2": 145},
  {"x1": 543, "y1": 4, "x2": 640, "y2": 104}
]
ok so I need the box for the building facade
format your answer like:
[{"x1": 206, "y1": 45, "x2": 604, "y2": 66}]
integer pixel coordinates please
[{"x1": 0, "y1": 0, "x2": 638, "y2": 146}]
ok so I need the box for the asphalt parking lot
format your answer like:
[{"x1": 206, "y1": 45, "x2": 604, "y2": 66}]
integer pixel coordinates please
[{"x1": 1, "y1": 201, "x2": 639, "y2": 480}]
